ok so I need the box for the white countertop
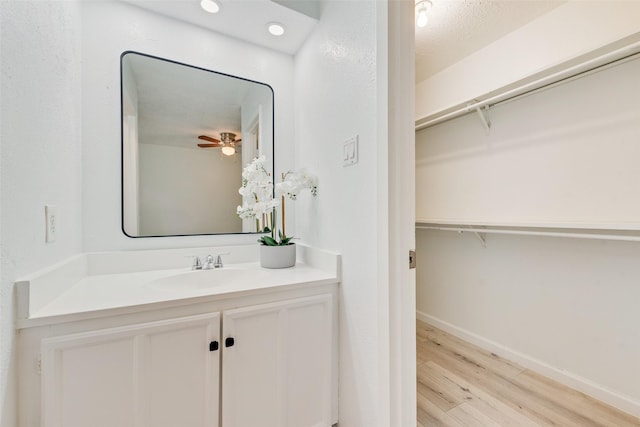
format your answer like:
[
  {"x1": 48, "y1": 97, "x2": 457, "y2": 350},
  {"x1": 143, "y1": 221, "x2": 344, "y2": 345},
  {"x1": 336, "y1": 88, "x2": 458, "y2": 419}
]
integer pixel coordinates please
[{"x1": 16, "y1": 245, "x2": 340, "y2": 328}]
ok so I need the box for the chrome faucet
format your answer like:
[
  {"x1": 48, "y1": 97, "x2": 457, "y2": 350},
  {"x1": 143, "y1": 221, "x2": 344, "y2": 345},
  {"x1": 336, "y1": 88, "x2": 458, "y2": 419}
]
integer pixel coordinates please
[{"x1": 203, "y1": 253, "x2": 229, "y2": 269}]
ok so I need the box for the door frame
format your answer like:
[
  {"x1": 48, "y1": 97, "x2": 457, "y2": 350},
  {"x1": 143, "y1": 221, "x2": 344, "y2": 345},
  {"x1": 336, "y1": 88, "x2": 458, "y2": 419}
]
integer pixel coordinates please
[{"x1": 378, "y1": 1, "x2": 417, "y2": 426}]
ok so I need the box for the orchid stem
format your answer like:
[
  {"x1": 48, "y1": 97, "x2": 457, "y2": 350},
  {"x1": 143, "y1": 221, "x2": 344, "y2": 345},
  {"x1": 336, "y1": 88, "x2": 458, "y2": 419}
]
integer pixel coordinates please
[
  {"x1": 271, "y1": 211, "x2": 276, "y2": 240},
  {"x1": 281, "y1": 172, "x2": 286, "y2": 241},
  {"x1": 281, "y1": 195, "x2": 286, "y2": 240}
]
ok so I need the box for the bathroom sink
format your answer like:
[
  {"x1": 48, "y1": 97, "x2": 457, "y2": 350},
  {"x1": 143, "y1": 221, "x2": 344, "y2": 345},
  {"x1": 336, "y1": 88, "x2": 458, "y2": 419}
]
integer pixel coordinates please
[{"x1": 147, "y1": 268, "x2": 259, "y2": 290}]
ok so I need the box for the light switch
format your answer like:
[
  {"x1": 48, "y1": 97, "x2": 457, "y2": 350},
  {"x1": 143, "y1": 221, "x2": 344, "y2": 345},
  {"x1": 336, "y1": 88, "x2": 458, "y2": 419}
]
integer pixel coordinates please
[
  {"x1": 342, "y1": 135, "x2": 358, "y2": 167},
  {"x1": 45, "y1": 205, "x2": 57, "y2": 243}
]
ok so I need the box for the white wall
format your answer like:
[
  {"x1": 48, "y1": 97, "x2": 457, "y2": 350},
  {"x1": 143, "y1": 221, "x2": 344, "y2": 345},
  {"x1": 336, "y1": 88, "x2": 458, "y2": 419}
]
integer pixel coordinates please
[
  {"x1": 416, "y1": 56, "x2": 640, "y2": 229},
  {"x1": 293, "y1": 1, "x2": 391, "y2": 425},
  {"x1": 416, "y1": 0, "x2": 640, "y2": 121},
  {"x1": 0, "y1": 1, "x2": 83, "y2": 425},
  {"x1": 81, "y1": 1, "x2": 294, "y2": 251},
  {"x1": 416, "y1": 230, "x2": 640, "y2": 416},
  {"x1": 138, "y1": 144, "x2": 242, "y2": 236}
]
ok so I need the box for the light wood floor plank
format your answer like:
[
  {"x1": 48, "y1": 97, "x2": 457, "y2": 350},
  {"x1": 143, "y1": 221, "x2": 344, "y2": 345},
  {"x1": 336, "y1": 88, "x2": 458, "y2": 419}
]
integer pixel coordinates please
[
  {"x1": 417, "y1": 389, "x2": 466, "y2": 427},
  {"x1": 426, "y1": 360, "x2": 541, "y2": 427},
  {"x1": 417, "y1": 334, "x2": 579, "y2": 425},
  {"x1": 514, "y1": 370, "x2": 640, "y2": 427},
  {"x1": 448, "y1": 402, "x2": 502, "y2": 427},
  {"x1": 418, "y1": 327, "x2": 614, "y2": 426},
  {"x1": 417, "y1": 320, "x2": 640, "y2": 427},
  {"x1": 418, "y1": 322, "x2": 525, "y2": 379},
  {"x1": 417, "y1": 361, "x2": 473, "y2": 412}
]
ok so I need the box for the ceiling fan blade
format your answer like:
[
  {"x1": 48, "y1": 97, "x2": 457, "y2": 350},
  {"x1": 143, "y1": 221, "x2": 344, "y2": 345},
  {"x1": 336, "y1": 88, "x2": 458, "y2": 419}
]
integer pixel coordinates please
[
  {"x1": 198, "y1": 135, "x2": 221, "y2": 144},
  {"x1": 197, "y1": 143, "x2": 221, "y2": 148},
  {"x1": 235, "y1": 139, "x2": 242, "y2": 144}
]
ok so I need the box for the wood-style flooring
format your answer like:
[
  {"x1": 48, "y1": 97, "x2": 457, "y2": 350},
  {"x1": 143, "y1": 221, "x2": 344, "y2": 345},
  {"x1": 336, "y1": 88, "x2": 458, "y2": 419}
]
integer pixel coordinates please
[{"x1": 417, "y1": 320, "x2": 640, "y2": 427}]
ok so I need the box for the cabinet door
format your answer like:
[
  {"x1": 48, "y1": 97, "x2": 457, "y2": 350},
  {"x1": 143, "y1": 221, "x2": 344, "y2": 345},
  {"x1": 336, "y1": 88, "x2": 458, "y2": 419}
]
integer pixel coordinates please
[
  {"x1": 41, "y1": 313, "x2": 220, "y2": 427},
  {"x1": 221, "y1": 294, "x2": 333, "y2": 427}
]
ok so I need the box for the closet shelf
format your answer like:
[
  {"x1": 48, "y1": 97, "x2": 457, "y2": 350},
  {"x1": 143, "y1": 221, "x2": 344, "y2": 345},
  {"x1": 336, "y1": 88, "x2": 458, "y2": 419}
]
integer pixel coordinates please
[
  {"x1": 415, "y1": 35, "x2": 640, "y2": 131},
  {"x1": 416, "y1": 221, "x2": 640, "y2": 243}
]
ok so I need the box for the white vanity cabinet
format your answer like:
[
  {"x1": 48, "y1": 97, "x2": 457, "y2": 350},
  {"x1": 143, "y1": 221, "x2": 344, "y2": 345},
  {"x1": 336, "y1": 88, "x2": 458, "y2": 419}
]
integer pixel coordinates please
[
  {"x1": 20, "y1": 288, "x2": 337, "y2": 427},
  {"x1": 41, "y1": 313, "x2": 221, "y2": 427},
  {"x1": 221, "y1": 294, "x2": 334, "y2": 427}
]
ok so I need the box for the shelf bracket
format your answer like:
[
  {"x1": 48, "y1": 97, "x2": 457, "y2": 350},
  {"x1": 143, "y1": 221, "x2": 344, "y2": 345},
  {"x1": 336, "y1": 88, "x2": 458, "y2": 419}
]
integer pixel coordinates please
[
  {"x1": 473, "y1": 231, "x2": 487, "y2": 248},
  {"x1": 456, "y1": 228, "x2": 487, "y2": 247},
  {"x1": 475, "y1": 105, "x2": 491, "y2": 134}
]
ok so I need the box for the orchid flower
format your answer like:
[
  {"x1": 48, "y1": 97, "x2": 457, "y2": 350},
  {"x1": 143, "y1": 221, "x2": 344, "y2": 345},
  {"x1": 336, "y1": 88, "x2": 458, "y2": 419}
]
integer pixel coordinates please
[{"x1": 237, "y1": 157, "x2": 317, "y2": 246}]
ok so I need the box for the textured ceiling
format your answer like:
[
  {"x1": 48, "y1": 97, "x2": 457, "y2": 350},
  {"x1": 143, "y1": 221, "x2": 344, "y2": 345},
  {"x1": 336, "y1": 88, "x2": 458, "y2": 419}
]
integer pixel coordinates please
[{"x1": 415, "y1": 0, "x2": 566, "y2": 83}]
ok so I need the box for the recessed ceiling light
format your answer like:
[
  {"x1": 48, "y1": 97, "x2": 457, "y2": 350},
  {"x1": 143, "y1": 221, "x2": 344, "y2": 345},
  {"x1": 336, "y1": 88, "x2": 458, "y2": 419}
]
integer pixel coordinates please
[
  {"x1": 267, "y1": 22, "x2": 285, "y2": 36},
  {"x1": 200, "y1": 0, "x2": 220, "y2": 14}
]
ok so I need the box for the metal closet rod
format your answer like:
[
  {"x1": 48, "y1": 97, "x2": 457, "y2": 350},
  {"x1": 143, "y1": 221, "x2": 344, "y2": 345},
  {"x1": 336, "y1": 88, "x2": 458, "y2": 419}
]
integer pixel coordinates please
[
  {"x1": 415, "y1": 40, "x2": 640, "y2": 131},
  {"x1": 416, "y1": 224, "x2": 640, "y2": 243}
]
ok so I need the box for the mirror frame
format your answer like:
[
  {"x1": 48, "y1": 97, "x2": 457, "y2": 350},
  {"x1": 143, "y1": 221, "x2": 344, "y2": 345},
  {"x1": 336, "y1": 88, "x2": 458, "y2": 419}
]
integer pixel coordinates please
[{"x1": 120, "y1": 51, "x2": 275, "y2": 238}]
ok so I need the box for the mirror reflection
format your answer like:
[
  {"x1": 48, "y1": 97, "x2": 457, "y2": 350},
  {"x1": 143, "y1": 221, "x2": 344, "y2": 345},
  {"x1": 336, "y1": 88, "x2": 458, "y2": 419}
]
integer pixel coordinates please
[{"x1": 121, "y1": 51, "x2": 274, "y2": 237}]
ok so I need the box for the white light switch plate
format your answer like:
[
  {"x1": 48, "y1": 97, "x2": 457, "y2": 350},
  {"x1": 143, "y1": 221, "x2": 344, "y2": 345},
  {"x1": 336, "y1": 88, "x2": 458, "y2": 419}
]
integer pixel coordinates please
[
  {"x1": 45, "y1": 205, "x2": 57, "y2": 243},
  {"x1": 342, "y1": 135, "x2": 358, "y2": 167}
]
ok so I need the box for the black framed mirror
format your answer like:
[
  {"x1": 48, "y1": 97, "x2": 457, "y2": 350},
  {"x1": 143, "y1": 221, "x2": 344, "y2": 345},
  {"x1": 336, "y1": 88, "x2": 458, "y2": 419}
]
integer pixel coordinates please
[{"x1": 121, "y1": 51, "x2": 274, "y2": 237}]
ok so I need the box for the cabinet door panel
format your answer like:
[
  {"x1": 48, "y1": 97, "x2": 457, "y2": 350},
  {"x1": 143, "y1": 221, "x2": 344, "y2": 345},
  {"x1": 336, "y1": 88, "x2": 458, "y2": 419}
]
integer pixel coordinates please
[
  {"x1": 42, "y1": 313, "x2": 220, "y2": 427},
  {"x1": 222, "y1": 294, "x2": 333, "y2": 427},
  {"x1": 222, "y1": 308, "x2": 281, "y2": 426},
  {"x1": 285, "y1": 300, "x2": 332, "y2": 427},
  {"x1": 145, "y1": 319, "x2": 219, "y2": 427},
  {"x1": 46, "y1": 336, "x2": 137, "y2": 427}
]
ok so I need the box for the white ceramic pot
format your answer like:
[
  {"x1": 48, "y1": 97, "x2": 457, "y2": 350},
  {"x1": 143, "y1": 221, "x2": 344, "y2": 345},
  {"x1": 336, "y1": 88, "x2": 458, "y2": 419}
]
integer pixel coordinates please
[{"x1": 260, "y1": 243, "x2": 296, "y2": 269}]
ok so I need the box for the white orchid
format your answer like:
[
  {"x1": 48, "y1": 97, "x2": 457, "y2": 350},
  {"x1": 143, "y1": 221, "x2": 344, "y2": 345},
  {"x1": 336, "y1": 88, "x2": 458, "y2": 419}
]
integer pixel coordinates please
[
  {"x1": 237, "y1": 157, "x2": 317, "y2": 246},
  {"x1": 237, "y1": 156, "x2": 278, "y2": 221},
  {"x1": 239, "y1": 155, "x2": 271, "y2": 200},
  {"x1": 236, "y1": 199, "x2": 279, "y2": 220},
  {"x1": 276, "y1": 170, "x2": 318, "y2": 200}
]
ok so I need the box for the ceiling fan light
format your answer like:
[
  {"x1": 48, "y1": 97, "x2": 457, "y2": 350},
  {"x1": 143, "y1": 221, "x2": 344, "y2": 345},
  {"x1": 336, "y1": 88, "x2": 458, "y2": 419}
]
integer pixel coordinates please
[
  {"x1": 200, "y1": 0, "x2": 220, "y2": 14},
  {"x1": 221, "y1": 145, "x2": 236, "y2": 156}
]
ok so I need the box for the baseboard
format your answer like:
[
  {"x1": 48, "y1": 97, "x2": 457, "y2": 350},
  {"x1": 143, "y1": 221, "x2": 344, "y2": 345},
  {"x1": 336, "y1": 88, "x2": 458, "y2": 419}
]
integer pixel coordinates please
[{"x1": 416, "y1": 310, "x2": 640, "y2": 418}]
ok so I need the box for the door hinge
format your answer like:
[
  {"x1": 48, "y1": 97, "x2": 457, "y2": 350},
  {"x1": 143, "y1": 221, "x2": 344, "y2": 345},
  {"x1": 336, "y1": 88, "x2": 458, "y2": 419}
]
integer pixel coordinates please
[{"x1": 409, "y1": 250, "x2": 416, "y2": 269}]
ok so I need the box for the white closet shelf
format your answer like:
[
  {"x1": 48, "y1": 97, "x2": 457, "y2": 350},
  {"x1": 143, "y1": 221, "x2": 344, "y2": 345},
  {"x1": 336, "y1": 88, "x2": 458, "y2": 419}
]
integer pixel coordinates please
[
  {"x1": 415, "y1": 34, "x2": 640, "y2": 131},
  {"x1": 416, "y1": 220, "x2": 640, "y2": 243}
]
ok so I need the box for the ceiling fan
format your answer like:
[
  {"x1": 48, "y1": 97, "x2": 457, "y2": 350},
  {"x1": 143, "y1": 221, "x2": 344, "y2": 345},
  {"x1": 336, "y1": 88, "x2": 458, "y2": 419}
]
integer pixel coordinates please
[{"x1": 198, "y1": 132, "x2": 242, "y2": 156}]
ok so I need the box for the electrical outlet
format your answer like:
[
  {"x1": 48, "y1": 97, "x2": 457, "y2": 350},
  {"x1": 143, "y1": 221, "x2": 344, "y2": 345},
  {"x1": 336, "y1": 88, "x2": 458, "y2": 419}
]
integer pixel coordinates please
[{"x1": 45, "y1": 205, "x2": 57, "y2": 243}]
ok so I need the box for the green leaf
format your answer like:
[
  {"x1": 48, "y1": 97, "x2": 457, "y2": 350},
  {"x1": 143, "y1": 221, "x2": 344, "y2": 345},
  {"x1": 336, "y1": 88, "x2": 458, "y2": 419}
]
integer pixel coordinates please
[
  {"x1": 280, "y1": 235, "x2": 293, "y2": 245},
  {"x1": 259, "y1": 236, "x2": 279, "y2": 246}
]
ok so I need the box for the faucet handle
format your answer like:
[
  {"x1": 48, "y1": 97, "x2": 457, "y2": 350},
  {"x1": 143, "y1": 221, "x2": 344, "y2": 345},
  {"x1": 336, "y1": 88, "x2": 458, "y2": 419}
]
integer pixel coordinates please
[
  {"x1": 190, "y1": 256, "x2": 203, "y2": 270},
  {"x1": 213, "y1": 252, "x2": 230, "y2": 268}
]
